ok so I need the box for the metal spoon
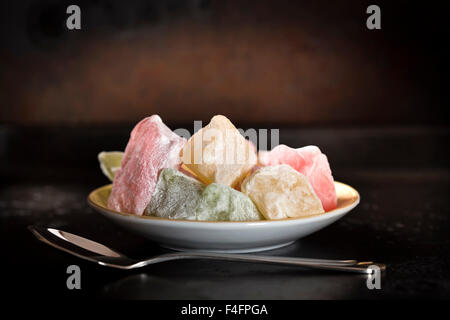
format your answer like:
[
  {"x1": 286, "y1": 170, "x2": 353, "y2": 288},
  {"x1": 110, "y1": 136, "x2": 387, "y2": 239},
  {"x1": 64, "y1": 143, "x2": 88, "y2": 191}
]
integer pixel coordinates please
[{"x1": 28, "y1": 225, "x2": 385, "y2": 274}]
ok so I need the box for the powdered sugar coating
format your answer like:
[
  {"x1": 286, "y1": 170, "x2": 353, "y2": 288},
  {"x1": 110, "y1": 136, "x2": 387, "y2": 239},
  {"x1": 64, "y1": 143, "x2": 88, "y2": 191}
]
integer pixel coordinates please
[
  {"x1": 241, "y1": 165, "x2": 324, "y2": 220},
  {"x1": 258, "y1": 145, "x2": 337, "y2": 211},
  {"x1": 196, "y1": 183, "x2": 263, "y2": 221},
  {"x1": 145, "y1": 168, "x2": 204, "y2": 220},
  {"x1": 107, "y1": 115, "x2": 186, "y2": 215}
]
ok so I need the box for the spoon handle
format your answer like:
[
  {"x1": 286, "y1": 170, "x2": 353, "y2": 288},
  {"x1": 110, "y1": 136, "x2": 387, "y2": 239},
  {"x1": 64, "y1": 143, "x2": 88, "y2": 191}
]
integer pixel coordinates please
[{"x1": 139, "y1": 252, "x2": 385, "y2": 274}]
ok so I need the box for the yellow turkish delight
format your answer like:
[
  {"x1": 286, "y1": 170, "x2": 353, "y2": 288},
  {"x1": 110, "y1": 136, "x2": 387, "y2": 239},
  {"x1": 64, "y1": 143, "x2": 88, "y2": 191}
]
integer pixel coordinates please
[{"x1": 241, "y1": 165, "x2": 324, "y2": 219}]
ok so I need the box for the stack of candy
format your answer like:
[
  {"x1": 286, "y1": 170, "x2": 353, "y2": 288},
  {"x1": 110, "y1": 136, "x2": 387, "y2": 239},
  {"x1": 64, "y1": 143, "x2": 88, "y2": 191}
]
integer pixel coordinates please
[{"x1": 104, "y1": 115, "x2": 337, "y2": 221}]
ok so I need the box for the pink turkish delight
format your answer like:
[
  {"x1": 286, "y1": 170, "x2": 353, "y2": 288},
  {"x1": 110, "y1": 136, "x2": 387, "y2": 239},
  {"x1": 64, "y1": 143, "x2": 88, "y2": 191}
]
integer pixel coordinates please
[
  {"x1": 258, "y1": 145, "x2": 337, "y2": 211},
  {"x1": 108, "y1": 115, "x2": 186, "y2": 215}
]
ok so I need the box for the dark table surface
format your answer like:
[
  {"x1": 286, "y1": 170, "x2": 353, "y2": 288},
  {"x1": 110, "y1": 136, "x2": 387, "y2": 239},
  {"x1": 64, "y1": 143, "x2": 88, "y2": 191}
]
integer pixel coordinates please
[{"x1": 1, "y1": 125, "x2": 449, "y2": 299}]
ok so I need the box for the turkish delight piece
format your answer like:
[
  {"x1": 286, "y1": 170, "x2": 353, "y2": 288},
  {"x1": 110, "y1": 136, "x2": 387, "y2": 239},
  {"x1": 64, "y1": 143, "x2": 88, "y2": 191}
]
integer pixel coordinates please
[
  {"x1": 181, "y1": 115, "x2": 257, "y2": 188},
  {"x1": 241, "y1": 165, "x2": 324, "y2": 220},
  {"x1": 145, "y1": 168, "x2": 204, "y2": 220},
  {"x1": 108, "y1": 115, "x2": 186, "y2": 215},
  {"x1": 258, "y1": 145, "x2": 337, "y2": 211},
  {"x1": 196, "y1": 183, "x2": 263, "y2": 221}
]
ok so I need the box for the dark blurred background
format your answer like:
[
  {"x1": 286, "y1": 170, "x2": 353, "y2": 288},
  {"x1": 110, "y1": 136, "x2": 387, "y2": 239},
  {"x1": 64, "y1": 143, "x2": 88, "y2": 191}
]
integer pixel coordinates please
[
  {"x1": 1, "y1": 1, "x2": 450, "y2": 300},
  {"x1": 1, "y1": 0, "x2": 449, "y2": 178},
  {"x1": 0, "y1": 0, "x2": 449, "y2": 127}
]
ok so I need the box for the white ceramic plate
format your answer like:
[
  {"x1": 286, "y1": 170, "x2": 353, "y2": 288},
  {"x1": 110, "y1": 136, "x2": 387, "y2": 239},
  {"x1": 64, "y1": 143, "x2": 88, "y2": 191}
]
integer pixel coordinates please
[{"x1": 88, "y1": 181, "x2": 359, "y2": 253}]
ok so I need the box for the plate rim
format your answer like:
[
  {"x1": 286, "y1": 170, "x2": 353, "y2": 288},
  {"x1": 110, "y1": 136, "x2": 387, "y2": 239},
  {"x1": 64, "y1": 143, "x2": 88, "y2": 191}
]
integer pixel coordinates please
[{"x1": 87, "y1": 181, "x2": 360, "y2": 226}]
